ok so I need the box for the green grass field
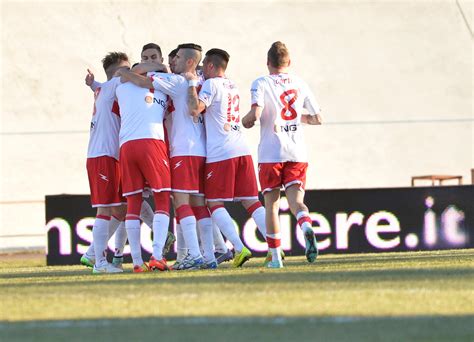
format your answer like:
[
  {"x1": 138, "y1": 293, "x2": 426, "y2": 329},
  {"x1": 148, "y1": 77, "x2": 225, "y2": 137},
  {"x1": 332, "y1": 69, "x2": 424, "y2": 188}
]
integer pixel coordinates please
[{"x1": 1, "y1": 249, "x2": 473, "y2": 341}]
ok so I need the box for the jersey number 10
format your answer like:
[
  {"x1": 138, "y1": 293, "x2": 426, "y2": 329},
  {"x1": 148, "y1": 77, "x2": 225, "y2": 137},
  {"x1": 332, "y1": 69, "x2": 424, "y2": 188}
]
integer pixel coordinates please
[{"x1": 226, "y1": 93, "x2": 240, "y2": 123}]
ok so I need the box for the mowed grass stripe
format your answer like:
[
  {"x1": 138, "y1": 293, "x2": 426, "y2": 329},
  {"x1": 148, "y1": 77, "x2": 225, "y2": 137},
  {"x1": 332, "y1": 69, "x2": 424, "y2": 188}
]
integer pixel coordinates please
[
  {"x1": 2, "y1": 316, "x2": 474, "y2": 342},
  {"x1": 1, "y1": 250, "x2": 473, "y2": 341},
  {"x1": 0, "y1": 250, "x2": 473, "y2": 321}
]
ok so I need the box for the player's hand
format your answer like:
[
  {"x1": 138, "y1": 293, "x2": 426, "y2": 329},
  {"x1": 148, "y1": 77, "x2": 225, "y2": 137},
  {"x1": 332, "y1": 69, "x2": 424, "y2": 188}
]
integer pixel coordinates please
[
  {"x1": 182, "y1": 72, "x2": 198, "y2": 81},
  {"x1": 85, "y1": 69, "x2": 94, "y2": 86},
  {"x1": 242, "y1": 117, "x2": 255, "y2": 128},
  {"x1": 315, "y1": 114, "x2": 322, "y2": 125}
]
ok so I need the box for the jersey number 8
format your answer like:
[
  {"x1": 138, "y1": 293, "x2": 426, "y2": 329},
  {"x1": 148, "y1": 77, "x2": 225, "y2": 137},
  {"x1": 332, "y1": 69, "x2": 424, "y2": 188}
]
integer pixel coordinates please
[{"x1": 279, "y1": 89, "x2": 298, "y2": 121}]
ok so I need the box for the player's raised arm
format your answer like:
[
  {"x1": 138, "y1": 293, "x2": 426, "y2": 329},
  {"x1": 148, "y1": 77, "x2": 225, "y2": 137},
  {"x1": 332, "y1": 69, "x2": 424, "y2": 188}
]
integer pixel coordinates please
[
  {"x1": 132, "y1": 62, "x2": 169, "y2": 75},
  {"x1": 184, "y1": 72, "x2": 206, "y2": 117},
  {"x1": 85, "y1": 68, "x2": 94, "y2": 86},
  {"x1": 242, "y1": 105, "x2": 262, "y2": 129},
  {"x1": 85, "y1": 69, "x2": 101, "y2": 91},
  {"x1": 117, "y1": 69, "x2": 154, "y2": 89}
]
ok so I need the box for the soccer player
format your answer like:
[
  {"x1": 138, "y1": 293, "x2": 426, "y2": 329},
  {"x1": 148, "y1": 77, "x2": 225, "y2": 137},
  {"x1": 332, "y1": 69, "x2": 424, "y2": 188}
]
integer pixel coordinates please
[
  {"x1": 83, "y1": 45, "x2": 174, "y2": 269},
  {"x1": 242, "y1": 41, "x2": 322, "y2": 268},
  {"x1": 186, "y1": 48, "x2": 268, "y2": 268},
  {"x1": 119, "y1": 43, "x2": 216, "y2": 270},
  {"x1": 141, "y1": 43, "x2": 164, "y2": 64},
  {"x1": 83, "y1": 52, "x2": 130, "y2": 273},
  {"x1": 120, "y1": 44, "x2": 174, "y2": 262},
  {"x1": 115, "y1": 48, "x2": 171, "y2": 273}
]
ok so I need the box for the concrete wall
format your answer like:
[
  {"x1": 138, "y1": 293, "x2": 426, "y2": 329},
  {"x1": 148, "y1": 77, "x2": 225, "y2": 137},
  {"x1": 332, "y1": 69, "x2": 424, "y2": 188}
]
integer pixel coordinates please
[{"x1": 1, "y1": 0, "x2": 472, "y2": 251}]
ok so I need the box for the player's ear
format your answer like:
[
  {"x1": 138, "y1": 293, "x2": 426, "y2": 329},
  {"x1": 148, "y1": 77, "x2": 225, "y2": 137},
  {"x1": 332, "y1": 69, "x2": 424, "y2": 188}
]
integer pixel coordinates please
[
  {"x1": 160, "y1": 57, "x2": 164, "y2": 63},
  {"x1": 287, "y1": 59, "x2": 291, "y2": 67}
]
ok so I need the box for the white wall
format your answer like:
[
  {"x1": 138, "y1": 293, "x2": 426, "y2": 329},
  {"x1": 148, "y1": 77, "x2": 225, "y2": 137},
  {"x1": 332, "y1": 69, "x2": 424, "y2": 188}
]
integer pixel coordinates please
[{"x1": 1, "y1": 0, "x2": 472, "y2": 251}]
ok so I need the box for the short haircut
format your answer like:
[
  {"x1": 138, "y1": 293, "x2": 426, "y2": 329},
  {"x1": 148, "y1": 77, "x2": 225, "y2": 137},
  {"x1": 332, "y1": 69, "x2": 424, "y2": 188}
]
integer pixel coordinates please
[
  {"x1": 102, "y1": 52, "x2": 129, "y2": 72},
  {"x1": 177, "y1": 43, "x2": 202, "y2": 52},
  {"x1": 204, "y1": 48, "x2": 230, "y2": 71},
  {"x1": 141, "y1": 43, "x2": 162, "y2": 56},
  {"x1": 168, "y1": 48, "x2": 178, "y2": 58},
  {"x1": 178, "y1": 43, "x2": 203, "y2": 65},
  {"x1": 267, "y1": 41, "x2": 290, "y2": 68}
]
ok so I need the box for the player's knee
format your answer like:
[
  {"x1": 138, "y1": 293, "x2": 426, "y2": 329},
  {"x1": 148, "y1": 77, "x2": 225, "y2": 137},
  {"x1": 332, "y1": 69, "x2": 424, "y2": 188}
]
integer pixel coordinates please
[
  {"x1": 190, "y1": 195, "x2": 205, "y2": 207},
  {"x1": 96, "y1": 206, "x2": 112, "y2": 217},
  {"x1": 294, "y1": 202, "x2": 308, "y2": 214},
  {"x1": 172, "y1": 192, "x2": 189, "y2": 207},
  {"x1": 271, "y1": 200, "x2": 281, "y2": 211},
  {"x1": 207, "y1": 202, "x2": 224, "y2": 214},
  {"x1": 111, "y1": 205, "x2": 126, "y2": 221}
]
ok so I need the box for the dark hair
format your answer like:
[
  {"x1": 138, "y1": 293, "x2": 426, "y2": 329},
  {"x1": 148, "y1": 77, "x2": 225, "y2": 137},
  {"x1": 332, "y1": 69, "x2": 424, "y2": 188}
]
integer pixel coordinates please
[
  {"x1": 141, "y1": 43, "x2": 162, "y2": 56},
  {"x1": 267, "y1": 41, "x2": 290, "y2": 68},
  {"x1": 102, "y1": 52, "x2": 129, "y2": 72},
  {"x1": 204, "y1": 48, "x2": 230, "y2": 70},
  {"x1": 168, "y1": 48, "x2": 178, "y2": 58},
  {"x1": 177, "y1": 43, "x2": 202, "y2": 52}
]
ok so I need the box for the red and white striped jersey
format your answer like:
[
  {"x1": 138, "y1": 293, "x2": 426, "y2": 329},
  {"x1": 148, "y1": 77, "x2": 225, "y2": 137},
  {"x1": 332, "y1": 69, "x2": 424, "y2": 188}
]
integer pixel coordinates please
[
  {"x1": 115, "y1": 72, "x2": 167, "y2": 146},
  {"x1": 250, "y1": 73, "x2": 321, "y2": 163},
  {"x1": 87, "y1": 77, "x2": 122, "y2": 160},
  {"x1": 199, "y1": 77, "x2": 250, "y2": 163},
  {"x1": 151, "y1": 73, "x2": 206, "y2": 157}
]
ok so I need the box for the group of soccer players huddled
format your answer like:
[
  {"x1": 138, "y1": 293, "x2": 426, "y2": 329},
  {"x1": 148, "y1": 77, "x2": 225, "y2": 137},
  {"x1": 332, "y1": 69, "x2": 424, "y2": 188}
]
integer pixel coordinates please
[{"x1": 81, "y1": 41, "x2": 323, "y2": 274}]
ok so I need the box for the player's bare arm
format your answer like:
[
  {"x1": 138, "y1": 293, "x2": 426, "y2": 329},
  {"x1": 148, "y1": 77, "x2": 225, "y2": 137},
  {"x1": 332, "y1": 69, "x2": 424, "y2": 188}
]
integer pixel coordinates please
[
  {"x1": 85, "y1": 68, "x2": 94, "y2": 86},
  {"x1": 184, "y1": 72, "x2": 205, "y2": 117},
  {"x1": 132, "y1": 62, "x2": 169, "y2": 75},
  {"x1": 242, "y1": 106, "x2": 263, "y2": 129},
  {"x1": 84, "y1": 69, "x2": 102, "y2": 92},
  {"x1": 187, "y1": 86, "x2": 206, "y2": 117},
  {"x1": 301, "y1": 113, "x2": 322, "y2": 125},
  {"x1": 117, "y1": 69, "x2": 154, "y2": 89}
]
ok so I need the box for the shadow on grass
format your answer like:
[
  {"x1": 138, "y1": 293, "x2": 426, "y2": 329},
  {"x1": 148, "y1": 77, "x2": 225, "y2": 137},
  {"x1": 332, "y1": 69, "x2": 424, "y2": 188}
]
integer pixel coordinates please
[
  {"x1": 4, "y1": 249, "x2": 473, "y2": 277},
  {"x1": 304, "y1": 251, "x2": 474, "y2": 267},
  {"x1": 1, "y1": 315, "x2": 474, "y2": 342},
  {"x1": 1, "y1": 250, "x2": 473, "y2": 287},
  {"x1": 1, "y1": 265, "x2": 473, "y2": 289}
]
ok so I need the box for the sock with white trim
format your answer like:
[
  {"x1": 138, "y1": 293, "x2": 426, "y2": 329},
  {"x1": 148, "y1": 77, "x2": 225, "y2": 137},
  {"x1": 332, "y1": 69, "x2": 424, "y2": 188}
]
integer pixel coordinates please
[
  {"x1": 211, "y1": 206, "x2": 244, "y2": 252},
  {"x1": 177, "y1": 205, "x2": 201, "y2": 258},
  {"x1": 84, "y1": 244, "x2": 95, "y2": 259},
  {"x1": 266, "y1": 232, "x2": 282, "y2": 262},
  {"x1": 175, "y1": 222, "x2": 187, "y2": 261},
  {"x1": 93, "y1": 215, "x2": 110, "y2": 266},
  {"x1": 197, "y1": 218, "x2": 214, "y2": 262},
  {"x1": 140, "y1": 200, "x2": 154, "y2": 228},
  {"x1": 212, "y1": 222, "x2": 228, "y2": 253},
  {"x1": 246, "y1": 202, "x2": 267, "y2": 237},
  {"x1": 125, "y1": 219, "x2": 143, "y2": 266},
  {"x1": 296, "y1": 211, "x2": 313, "y2": 234},
  {"x1": 193, "y1": 206, "x2": 214, "y2": 263},
  {"x1": 152, "y1": 213, "x2": 170, "y2": 260},
  {"x1": 114, "y1": 222, "x2": 127, "y2": 257},
  {"x1": 107, "y1": 216, "x2": 122, "y2": 239}
]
